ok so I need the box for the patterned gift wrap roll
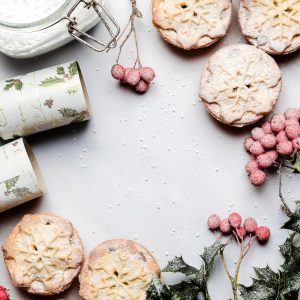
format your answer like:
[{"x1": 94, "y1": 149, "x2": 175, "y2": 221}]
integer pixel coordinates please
[
  {"x1": 0, "y1": 138, "x2": 46, "y2": 213},
  {"x1": 0, "y1": 61, "x2": 91, "y2": 140}
]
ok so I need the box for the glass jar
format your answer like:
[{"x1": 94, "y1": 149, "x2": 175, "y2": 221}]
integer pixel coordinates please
[{"x1": 0, "y1": 0, "x2": 119, "y2": 58}]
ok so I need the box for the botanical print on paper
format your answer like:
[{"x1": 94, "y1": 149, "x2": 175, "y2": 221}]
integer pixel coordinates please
[
  {"x1": 43, "y1": 98, "x2": 54, "y2": 108},
  {"x1": 1, "y1": 175, "x2": 32, "y2": 198},
  {"x1": 58, "y1": 107, "x2": 87, "y2": 123},
  {"x1": 39, "y1": 62, "x2": 79, "y2": 92},
  {"x1": 3, "y1": 79, "x2": 23, "y2": 91}
]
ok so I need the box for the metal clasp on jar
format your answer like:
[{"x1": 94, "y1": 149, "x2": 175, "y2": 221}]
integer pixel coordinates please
[{"x1": 64, "y1": 0, "x2": 120, "y2": 52}]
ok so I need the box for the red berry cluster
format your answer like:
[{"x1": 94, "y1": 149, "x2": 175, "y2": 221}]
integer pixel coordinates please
[
  {"x1": 207, "y1": 212, "x2": 270, "y2": 242},
  {"x1": 244, "y1": 108, "x2": 300, "y2": 186},
  {"x1": 111, "y1": 64, "x2": 155, "y2": 93},
  {"x1": 0, "y1": 286, "x2": 9, "y2": 300}
]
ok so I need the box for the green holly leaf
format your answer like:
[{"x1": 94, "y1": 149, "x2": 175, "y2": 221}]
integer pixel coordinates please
[
  {"x1": 201, "y1": 240, "x2": 226, "y2": 275},
  {"x1": 39, "y1": 76, "x2": 64, "y2": 87},
  {"x1": 56, "y1": 66, "x2": 65, "y2": 75},
  {"x1": 163, "y1": 256, "x2": 199, "y2": 276},
  {"x1": 168, "y1": 281, "x2": 200, "y2": 300},
  {"x1": 4, "y1": 176, "x2": 20, "y2": 191},
  {"x1": 292, "y1": 151, "x2": 300, "y2": 173},
  {"x1": 282, "y1": 203, "x2": 300, "y2": 234},
  {"x1": 146, "y1": 276, "x2": 173, "y2": 300},
  {"x1": 239, "y1": 234, "x2": 300, "y2": 300},
  {"x1": 68, "y1": 62, "x2": 78, "y2": 77}
]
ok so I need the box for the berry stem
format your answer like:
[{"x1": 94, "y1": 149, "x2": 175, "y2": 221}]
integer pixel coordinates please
[
  {"x1": 278, "y1": 164, "x2": 293, "y2": 217},
  {"x1": 116, "y1": 0, "x2": 142, "y2": 67}
]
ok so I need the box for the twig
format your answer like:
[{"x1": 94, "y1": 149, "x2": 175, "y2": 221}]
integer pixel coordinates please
[{"x1": 278, "y1": 164, "x2": 293, "y2": 217}]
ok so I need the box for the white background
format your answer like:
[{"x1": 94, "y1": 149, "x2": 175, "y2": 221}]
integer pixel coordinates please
[{"x1": 0, "y1": 1, "x2": 299, "y2": 299}]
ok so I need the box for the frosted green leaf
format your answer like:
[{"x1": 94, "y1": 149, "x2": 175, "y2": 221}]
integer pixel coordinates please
[
  {"x1": 292, "y1": 152, "x2": 300, "y2": 173},
  {"x1": 282, "y1": 203, "x2": 300, "y2": 234},
  {"x1": 163, "y1": 256, "x2": 199, "y2": 276}
]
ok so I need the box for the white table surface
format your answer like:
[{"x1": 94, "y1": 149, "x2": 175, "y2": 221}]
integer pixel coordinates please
[{"x1": 0, "y1": 1, "x2": 299, "y2": 299}]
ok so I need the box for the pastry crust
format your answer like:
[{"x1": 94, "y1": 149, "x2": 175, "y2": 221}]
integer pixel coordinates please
[
  {"x1": 239, "y1": 0, "x2": 300, "y2": 55},
  {"x1": 152, "y1": 0, "x2": 232, "y2": 50},
  {"x1": 2, "y1": 213, "x2": 84, "y2": 296},
  {"x1": 199, "y1": 44, "x2": 282, "y2": 127},
  {"x1": 79, "y1": 239, "x2": 160, "y2": 300}
]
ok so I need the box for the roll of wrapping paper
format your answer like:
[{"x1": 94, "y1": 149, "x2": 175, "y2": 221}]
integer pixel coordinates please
[
  {"x1": 0, "y1": 138, "x2": 46, "y2": 213},
  {"x1": 0, "y1": 61, "x2": 91, "y2": 140}
]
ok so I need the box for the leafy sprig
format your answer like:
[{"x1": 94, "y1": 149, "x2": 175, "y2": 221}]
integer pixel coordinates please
[{"x1": 3, "y1": 79, "x2": 23, "y2": 91}]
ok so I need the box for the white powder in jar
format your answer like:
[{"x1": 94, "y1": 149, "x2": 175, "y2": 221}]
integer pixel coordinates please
[{"x1": 0, "y1": 0, "x2": 69, "y2": 27}]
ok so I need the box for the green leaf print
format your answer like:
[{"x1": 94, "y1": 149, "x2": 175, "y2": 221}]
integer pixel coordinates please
[
  {"x1": 58, "y1": 107, "x2": 86, "y2": 124},
  {"x1": 68, "y1": 62, "x2": 78, "y2": 77},
  {"x1": 3, "y1": 79, "x2": 23, "y2": 91},
  {"x1": 56, "y1": 66, "x2": 66, "y2": 75},
  {"x1": 39, "y1": 76, "x2": 65, "y2": 87},
  {"x1": 12, "y1": 187, "x2": 32, "y2": 198},
  {"x1": 67, "y1": 86, "x2": 78, "y2": 95},
  {"x1": 4, "y1": 176, "x2": 20, "y2": 191}
]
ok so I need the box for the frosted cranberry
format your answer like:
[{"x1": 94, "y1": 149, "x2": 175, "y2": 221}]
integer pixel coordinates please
[
  {"x1": 244, "y1": 137, "x2": 254, "y2": 152},
  {"x1": 249, "y1": 141, "x2": 265, "y2": 156},
  {"x1": 207, "y1": 214, "x2": 221, "y2": 230},
  {"x1": 266, "y1": 150, "x2": 278, "y2": 162},
  {"x1": 111, "y1": 64, "x2": 125, "y2": 80},
  {"x1": 220, "y1": 219, "x2": 231, "y2": 234},
  {"x1": 276, "y1": 131, "x2": 288, "y2": 143},
  {"x1": 271, "y1": 114, "x2": 286, "y2": 133},
  {"x1": 140, "y1": 67, "x2": 156, "y2": 83},
  {"x1": 250, "y1": 169, "x2": 266, "y2": 186},
  {"x1": 251, "y1": 127, "x2": 265, "y2": 141},
  {"x1": 257, "y1": 153, "x2": 273, "y2": 168},
  {"x1": 124, "y1": 68, "x2": 141, "y2": 86},
  {"x1": 261, "y1": 134, "x2": 277, "y2": 149},
  {"x1": 255, "y1": 226, "x2": 270, "y2": 242},
  {"x1": 277, "y1": 141, "x2": 294, "y2": 156},
  {"x1": 245, "y1": 160, "x2": 259, "y2": 174},
  {"x1": 228, "y1": 212, "x2": 242, "y2": 228},
  {"x1": 285, "y1": 124, "x2": 300, "y2": 140},
  {"x1": 135, "y1": 80, "x2": 149, "y2": 93},
  {"x1": 0, "y1": 286, "x2": 8, "y2": 300},
  {"x1": 284, "y1": 108, "x2": 299, "y2": 120},
  {"x1": 244, "y1": 217, "x2": 258, "y2": 233},
  {"x1": 261, "y1": 121, "x2": 272, "y2": 134}
]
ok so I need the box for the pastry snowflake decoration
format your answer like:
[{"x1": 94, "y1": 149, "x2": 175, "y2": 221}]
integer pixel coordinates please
[
  {"x1": 2, "y1": 213, "x2": 84, "y2": 295},
  {"x1": 152, "y1": 0, "x2": 232, "y2": 49},
  {"x1": 239, "y1": 0, "x2": 300, "y2": 54},
  {"x1": 200, "y1": 44, "x2": 282, "y2": 127}
]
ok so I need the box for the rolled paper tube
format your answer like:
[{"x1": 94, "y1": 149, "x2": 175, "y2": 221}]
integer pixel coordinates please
[
  {"x1": 0, "y1": 61, "x2": 91, "y2": 140},
  {"x1": 0, "y1": 138, "x2": 46, "y2": 213}
]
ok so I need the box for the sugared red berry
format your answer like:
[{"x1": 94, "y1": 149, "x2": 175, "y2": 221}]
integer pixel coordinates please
[
  {"x1": 111, "y1": 64, "x2": 125, "y2": 80},
  {"x1": 244, "y1": 217, "x2": 258, "y2": 233},
  {"x1": 276, "y1": 131, "x2": 288, "y2": 143},
  {"x1": 277, "y1": 141, "x2": 294, "y2": 156},
  {"x1": 271, "y1": 114, "x2": 286, "y2": 133},
  {"x1": 220, "y1": 219, "x2": 231, "y2": 234},
  {"x1": 285, "y1": 108, "x2": 299, "y2": 120},
  {"x1": 245, "y1": 160, "x2": 259, "y2": 174},
  {"x1": 292, "y1": 137, "x2": 300, "y2": 150},
  {"x1": 255, "y1": 226, "x2": 270, "y2": 242},
  {"x1": 135, "y1": 80, "x2": 149, "y2": 93},
  {"x1": 207, "y1": 214, "x2": 221, "y2": 230},
  {"x1": 251, "y1": 127, "x2": 265, "y2": 141},
  {"x1": 250, "y1": 169, "x2": 266, "y2": 186},
  {"x1": 228, "y1": 212, "x2": 242, "y2": 228},
  {"x1": 236, "y1": 227, "x2": 247, "y2": 239},
  {"x1": 266, "y1": 150, "x2": 278, "y2": 162},
  {"x1": 140, "y1": 67, "x2": 155, "y2": 83},
  {"x1": 244, "y1": 137, "x2": 255, "y2": 152},
  {"x1": 249, "y1": 141, "x2": 265, "y2": 156},
  {"x1": 124, "y1": 68, "x2": 141, "y2": 86},
  {"x1": 257, "y1": 153, "x2": 273, "y2": 168},
  {"x1": 261, "y1": 134, "x2": 277, "y2": 149},
  {"x1": 285, "y1": 123, "x2": 300, "y2": 140},
  {"x1": 261, "y1": 121, "x2": 272, "y2": 134}
]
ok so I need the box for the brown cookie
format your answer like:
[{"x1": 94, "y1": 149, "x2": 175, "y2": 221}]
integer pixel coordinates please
[
  {"x1": 239, "y1": 0, "x2": 300, "y2": 55},
  {"x1": 152, "y1": 0, "x2": 232, "y2": 50},
  {"x1": 2, "y1": 213, "x2": 84, "y2": 296},
  {"x1": 79, "y1": 239, "x2": 160, "y2": 300},
  {"x1": 199, "y1": 44, "x2": 282, "y2": 127}
]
